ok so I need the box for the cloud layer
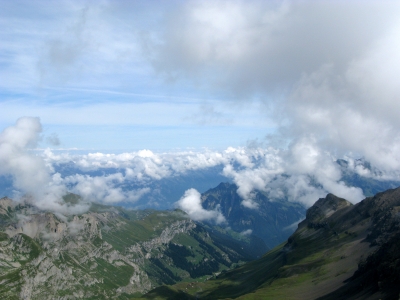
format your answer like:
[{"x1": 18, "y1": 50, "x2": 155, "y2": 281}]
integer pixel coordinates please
[
  {"x1": 144, "y1": 0, "x2": 400, "y2": 172},
  {"x1": 42, "y1": 143, "x2": 398, "y2": 208},
  {"x1": 1, "y1": 117, "x2": 399, "y2": 218}
]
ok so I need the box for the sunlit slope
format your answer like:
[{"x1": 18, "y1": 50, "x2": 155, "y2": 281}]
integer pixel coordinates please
[{"x1": 140, "y1": 188, "x2": 400, "y2": 300}]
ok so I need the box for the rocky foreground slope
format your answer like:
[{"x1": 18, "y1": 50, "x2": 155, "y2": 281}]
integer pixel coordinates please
[
  {"x1": 0, "y1": 196, "x2": 261, "y2": 299},
  {"x1": 141, "y1": 187, "x2": 400, "y2": 300}
]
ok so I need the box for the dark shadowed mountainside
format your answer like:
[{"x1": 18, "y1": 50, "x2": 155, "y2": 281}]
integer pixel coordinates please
[{"x1": 201, "y1": 182, "x2": 306, "y2": 249}]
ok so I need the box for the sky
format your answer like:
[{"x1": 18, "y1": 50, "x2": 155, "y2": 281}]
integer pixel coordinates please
[{"x1": 1, "y1": 0, "x2": 400, "y2": 217}]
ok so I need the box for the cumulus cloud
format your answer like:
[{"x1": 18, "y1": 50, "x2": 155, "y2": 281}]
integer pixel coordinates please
[
  {"x1": 146, "y1": 1, "x2": 400, "y2": 96},
  {"x1": 0, "y1": 117, "x2": 71, "y2": 212},
  {"x1": 149, "y1": 1, "x2": 400, "y2": 171},
  {"x1": 175, "y1": 188, "x2": 226, "y2": 224},
  {"x1": 240, "y1": 229, "x2": 252, "y2": 236},
  {"x1": 2, "y1": 1, "x2": 400, "y2": 170},
  {"x1": 0, "y1": 118, "x2": 158, "y2": 209},
  {"x1": 135, "y1": 0, "x2": 400, "y2": 206},
  {"x1": 64, "y1": 172, "x2": 150, "y2": 204},
  {"x1": 220, "y1": 143, "x2": 365, "y2": 207},
  {"x1": 282, "y1": 59, "x2": 400, "y2": 172}
]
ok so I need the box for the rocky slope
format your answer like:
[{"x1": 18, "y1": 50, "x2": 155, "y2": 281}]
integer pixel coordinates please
[
  {"x1": 141, "y1": 186, "x2": 400, "y2": 300},
  {"x1": 0, "y1": 196, "x2": 259, "y2": 299}
]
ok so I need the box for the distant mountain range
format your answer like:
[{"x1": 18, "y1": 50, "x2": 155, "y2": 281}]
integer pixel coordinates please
[{"x1": 142, "y1": 186, "x2": 400, "y2": 299}]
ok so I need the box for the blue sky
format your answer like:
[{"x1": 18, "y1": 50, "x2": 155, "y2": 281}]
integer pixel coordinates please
[
  {"x1": 1, "y1": 0, "x2": 400, "y2": 154},
  {"x1": 0, "y1": 0, "x2": 277, "y2": 151},
  {"x1": 1, "y1": 1, "x2": 400, "y2": 213}
]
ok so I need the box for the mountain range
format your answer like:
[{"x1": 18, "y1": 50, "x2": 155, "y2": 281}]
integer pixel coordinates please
[
  {"x1": 0, "y1": 181, "x2": 305, "y2": 299},
  {"x1": 0, "y1": 195, "x2": 263, "y2": 299},
  {"x1": 1, "y1": 177, "x2": 400, "y2": 299},
  {"x1": 142, "y1": 186, "x2": 400, "y2": 299},
  {"x1": 201, "y1": 182, "x2": 306, "y2": 249}
]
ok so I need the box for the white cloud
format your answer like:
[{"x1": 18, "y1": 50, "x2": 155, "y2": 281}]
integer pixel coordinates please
[
  {"x1": 240, "y1": 229, "x2": 252, "y2": 236},
  {"x1": 0, "y1": 117, "x2": 68, "y2": 211},
  {"x1": 146, "y1": 1, "x2": 400, "y2": 96},
  {"x1": 137, "y1": 0, "x2": 400, "y2": 202},
  {"x1": 0, "y1": 118, "x2": 397, "y2": 211},
  {"x1": 63, "y1": 172, "x2": 150, "y2": 204},
  {"x1": 220, "y1": 141, "x2": 367, "y2": 207},
  {"x1": 175, "y1": 188, "x2": 226, "y2": 224},
  {"x1": 241, "y1": 199, "x2": 258, "y2": 209},
  {"x1": 41, "y1": 143, "x2": 397, "y2": 208},
  {"x1": 2, "y1": 1, "x2": 400, "y2": 160}
]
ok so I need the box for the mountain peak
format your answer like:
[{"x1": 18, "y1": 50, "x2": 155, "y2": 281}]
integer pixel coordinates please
[{"x1": 305, "y1": 193, "x2": 352, "y2": 224}]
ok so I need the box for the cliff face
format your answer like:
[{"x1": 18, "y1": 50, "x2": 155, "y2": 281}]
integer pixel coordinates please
[{"x1": 0, "y1": 197, "x2": 256, "y2": 299}]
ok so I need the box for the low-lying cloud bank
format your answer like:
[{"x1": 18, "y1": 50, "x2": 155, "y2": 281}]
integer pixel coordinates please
[{"x1": 1, "y1": 117, "x2": 399, "y2": 218}]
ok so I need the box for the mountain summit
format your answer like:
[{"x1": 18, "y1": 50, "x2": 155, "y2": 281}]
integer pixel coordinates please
[{"x1": 306, "y1": 193, "x2": 352, "y2": 222}]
